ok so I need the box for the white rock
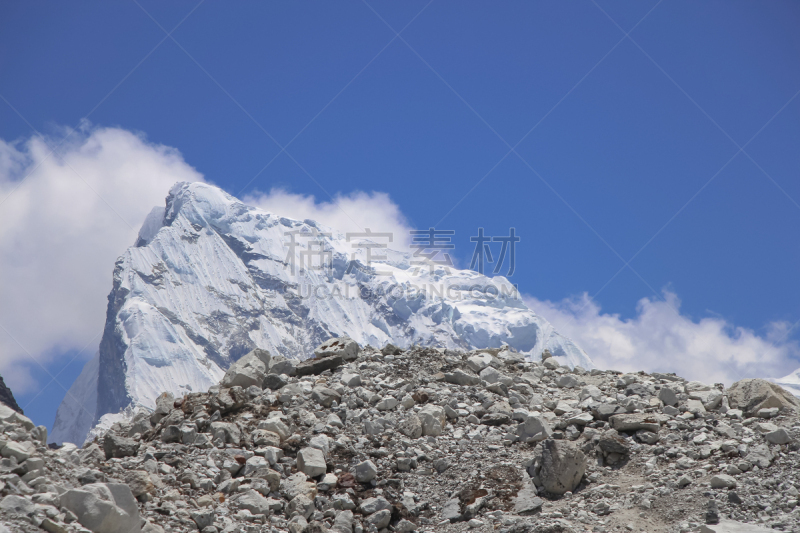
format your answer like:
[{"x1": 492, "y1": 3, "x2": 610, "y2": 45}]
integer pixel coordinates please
[
  {"x1": 354, "y1": 460, "x2": 378, "y2": 483},
  {"x1": 418, "y1": 405, "x2": 445, "y2": 437},
  {"x1": 340, "y1": 373, "x2": 362, "y2": 387},
  {"x1": 359, "y1": 496, "x2": 392, "y2": 515},
  {"x1": 60, "y1": 483, "x2": 141, "y2": 533},
  {"x1": 710, "y1": 474, "x2": 737, "y2": 489},
  {"x1": 376, "y1": 397, "x2": 399, "y2": 411},
  {"x1": 297, "y1": 447, "x2": 327, "y2": 477},
  {"x1": 466, "y1": 353, "x2": 493, "y2": 373},
  {"x1": 258, "y1": 418, "x2": 290, "y2": 440},
  {"x1": 1, "y1": 441, "x2": 34, "y2": 462},
  {"x1": 221, "y1": 349, "x2": 269, "y2": 389},
  {"x1": 516, "y1": 413, "x2": 552, "y2": 443},
  {"x1": 237, "y1": 489, "x2": 272, "y2": 515}
]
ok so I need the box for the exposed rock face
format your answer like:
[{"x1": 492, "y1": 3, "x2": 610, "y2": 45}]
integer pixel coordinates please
[
  {"x1": 539, "y1": 439, "x2": 586, "y2": 495},
  {"x1": 59, "y1": 483, "x2": 141, "y2": 533},
  {"x1": 51, "y1": 182, "x2": 592, "y2": 445},
  {"x1": 726, "y1": 378, "x2": 799, "y2": 416},
  {"x1": 0, "y1": 375, "x2": 22, "y2": 414},
  {"x1": 5, "y1": 342, "x2": 800, "y2": 533}
]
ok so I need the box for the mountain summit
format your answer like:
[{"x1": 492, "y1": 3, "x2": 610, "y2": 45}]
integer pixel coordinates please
[{"x1": 51, "y1": 182, "x2": 591, "y2": 445}]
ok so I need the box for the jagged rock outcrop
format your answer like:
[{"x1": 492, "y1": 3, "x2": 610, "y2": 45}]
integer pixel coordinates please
[
  {"x1": 0, "y1": 375, "x2": 22, "y2": 414},
  {"x1": 51, "y1": 182, "x2": 592, "y2": 445}
]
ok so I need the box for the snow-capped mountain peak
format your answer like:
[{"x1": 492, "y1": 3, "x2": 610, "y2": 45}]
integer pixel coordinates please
[{"x1": 51, "y1": 182, "x2": 592, "y2": 445}]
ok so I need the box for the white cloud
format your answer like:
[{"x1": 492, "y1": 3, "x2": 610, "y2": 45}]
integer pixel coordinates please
[
  {"x1": 244, "y1": 188, "x2": 414, "y2": 250},
  {"x1": 525, "y1": 291, "x2": 800, "y2": 385},
  {"x1": 0, "y1": 125, "x2": 205, "y2": 393}
]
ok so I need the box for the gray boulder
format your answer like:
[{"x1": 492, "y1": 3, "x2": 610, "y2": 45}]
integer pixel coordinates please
[
  {"x1": 592, "y1": 403, "x2": 626, "y2": 421},
  {"x1": 609, "y1": 413, "x2": 661, "y2": 433},
  {"x1": 539, "y1": 439, "x2": 586, "y2": 495},
  {"x1": 296, "y1": 355, "x2": 345, "y2": 376},
  {"x1": 60, "y1": 483, "x2": 141, "y2": 533},
  {"x1": 597, "y1": 429, "x2": 630, "y2": 455},
  {"x1": 555, "y1": 374, "x2": 580, "y2": 388},
  {"x1": 765, "y1": 427, "x2": 792, "y2": 445},
  {"x1": 191, "y1": 509, "x2": 214, "y2": 530},
  {"x1": 297, "y1": 447, "x2": 327, "y2": 477},
  {"x1": 311, "y1": 386, "x2": 341, "y2": 408},
  {"x1": 710, "y1": 475, "x2": 737, "y2": 489},
  {"x1": 1, "y1": 440, "x2": 34, "y2": 462},
  {"x1": 0, "y1": 495, "x2": 35, "y2": 517},
  {"x1": 466, "y1": 353, "x2": 492, "y2": 373},
  {"x1": 744, "y1": 443, "x2": 774, "y2": 468},
  {"x1": 726, "y1": 379, "x2": 799, "y2": 416},
  {"x1": 315, "y1": 336, "x2": 360, "y2": 361},
  {"x1": 237, "y1": 489, "x2": 272, "y2": 515},
  {"x1": 221, "y1": 349, "x2": 270, "y2": 389},
  {"x1": 332, "y1": 510, "x2": 354, "y2": 533},
  {"x1": 210, "y1": 421, "x2": 242, "y2": 445},
  {"x1": 658, "y1": 384, "x2": 682, "y2": 406},
  {"x1": 263, "y1": 373, "x2": 288, "y2": 390},
  {"x1": 444, "y1": 369, "x2": 480, "y2": 386},
  {"x1": 354, "y1": 460, "x2": 377, "y2": 483},
  {"x1": 149, "y1": 392, "x2": 174, "y2": 425},
  {"x1": 359, "y1": 496, "x2": 392, "y2": 515},
  {"x1": 381, "y1": 343, "x2": 402, "y2": 356},
  {"x1": 0, "y1": 404, "x2": 34, "y2": 430},
  {"x1": 399, "y1": 414, "x2": 423, "y2": 439},
  {"x1": 516, "y1": 413, "x2": 552, "y2": 443},
  {"x1": 269, "y1": 357, "x2": 297, "y2": 376},
  {"x1": 103, "y1": 432, "x2": 139, "y2": 460},
  {"x1": 367, "y1": 509, "x2": 392, "y2": 529},
  {"x1": 419, "y1": 405, "x2": 445, "y2": 436}
]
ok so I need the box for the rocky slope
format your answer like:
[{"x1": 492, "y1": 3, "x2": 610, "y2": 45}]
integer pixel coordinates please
[
  {"x1": 3, "y1": 339, "x2": 800, "y2": 533},
  {"x1": 51, "y1": 182, "x2": 591, "y2": 446},
  {"x1": 0, "y1": 376, "x2": 22, "y2": 415}
]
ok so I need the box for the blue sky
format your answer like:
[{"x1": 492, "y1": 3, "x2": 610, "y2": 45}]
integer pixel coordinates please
[{"x1": 1, "y1": 1, "x2": 799, "y2": 430}]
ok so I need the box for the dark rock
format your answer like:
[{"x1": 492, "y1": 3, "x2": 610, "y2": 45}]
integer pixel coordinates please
[
  {"x1": 597, "y1": 429, "x2": 630, "y2": 455},
  {"x1": 263, "y1": 373, "x2": 288, "y2": 390},
  {"x1": 625, "y1": 383, "x2": 651, "y2": 397},
  {"x1": 705, "y1": 499, "x2": 720, "y2": 524},
  {"x1": 592, "y1": 403, "x2": 625, "y2": 421},
  {"x1": 103, "y1": 432, "x2": 139, "y2": 459},
  {"x1": 481, "y1": 412, "x2": 511, "y2": 426},
  {"x1": 0, "y1": 374, "x2": 22, "y2": 413},
  {"x1": 209, "y1": 387, "x2": 247, "y2": 414},
  {"x1": 295, "y1": 356, "x2": 344, "y2": 376},
  {"x1": 381, "y1": 344, "x2": 402, "y2": 356}
]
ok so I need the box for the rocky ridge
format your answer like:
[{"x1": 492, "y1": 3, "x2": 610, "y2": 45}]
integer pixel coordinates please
[
  {"x1": 0, "y1": 376, "x2": 22, "y2": 414},
  {"x1": 3, "y1": 338, "x2": 800, "y2": 533}
]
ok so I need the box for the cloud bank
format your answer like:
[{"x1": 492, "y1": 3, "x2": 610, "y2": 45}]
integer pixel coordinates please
[
  {"x1": 0, "y1": 126, "x2": 206, "y2": 393},
  {"x1": 525, "y1": 291, "x2": 800, "y2": 385}
]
